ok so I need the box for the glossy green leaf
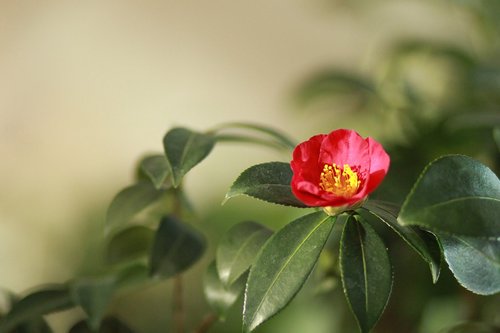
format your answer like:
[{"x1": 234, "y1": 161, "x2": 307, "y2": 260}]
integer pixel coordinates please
[
  {"x1": 0, "y1": 285, "x2": 73, "y2": 332},
  {"x1": 243, "y1": 211, "x2": 335, "y2": 332},
  {"x1": 68, "y1": 317, "x2": 135, "y2": 333},
  {"x1": 225, "y1": 162, "x2": 307, "y2": 208},
  {"x1": 203, "y1": 261, "x2": 245, "y2": 319},
  {"x1": 438, "y1": 233, "x2": 500, "y2": 295},
  {"x1": 399, "y1": 155, "x2": 500, "y2": 237},
  {"x1": 216, "y1": 221, "x2": 273, "y2": 285},
  {"x1": 70, "y1": 276, "x2": 117, "y2": 331},
  {"x1": 361, "y1": 201, "x2": 441, "y2": 283},
  {"x1": 106, "y1": 182, "x2": 164, "y2": 229},
  {"x1": 438, "y1": 322, "x2": 499, "y2": 333},
  {"x1": 340, "y1": 215, "x2": 393, "y2": 333},
  {"x1": 9, "y1": 319, "x2": 53, "y2": 333},
  {"x1": 106, "y1": 226, "x2": 154, "y2": 265},
  {"x1": 163, "y1": 127, "x2": 216, "y2": 187},
  {"x1": 139, "y1": 155, "x2": 170, "y2": 189},
  {"x1": 149, "y1": 215, "x2": 206, "y2": 279}
]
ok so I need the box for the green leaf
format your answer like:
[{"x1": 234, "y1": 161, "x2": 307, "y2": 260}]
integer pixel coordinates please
[
  {"x1": 139, "y1": 155, "x2": 170, "y2": 189},
  {"x1": 149, "y1": 215, "x2": 206, "y2": 279},
  {"x1": 398, "y1": 155, "x2": 500, "y2": 237},
  {"x1": 438, "y1": 322, "x2": 499, "y2": 333},
  {"x1": 340, "y1": 215, "x2": 393, "y2": 333},
  {"x1": 70, "y1": 276, "x2": 117, "y2": 331},
  {"x1": 216, "y1": 221, "x2": 273, "y2": 285},
  {"x1": 243, "y1": 211, "x2": 335, "y2": 332},
  {"x1": 203, "y1": 261, "x2": 245, "y2": 319},
  {"x1": 68, "y1": 317, "x2": 135, "y2": 333},
  {"x1": 225, "y1": 162, "x2": 307, "y2": 208},
  {"x1": 438, "y1": 233, "x2": 500, "y2": 295},
  {"x1": 163, "y1": 127, "x2": 216, "y2": 187},
  {"x1": 361, "y1": 201, "x2": 441, "y2": 283},
  {"x1": 106, "y1": 226, "x2": 155, "y2": 265},
  {"x1": 0, "y1": 285, "x2": 73, "y2": 332},
  {"x1": 106, "y1": 182, "x2": 164, "y2": 229}
]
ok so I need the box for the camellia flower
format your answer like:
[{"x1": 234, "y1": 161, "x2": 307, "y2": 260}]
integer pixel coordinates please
[{"x1": 290, "y1": 129, "x2": 390, "y2": 215}]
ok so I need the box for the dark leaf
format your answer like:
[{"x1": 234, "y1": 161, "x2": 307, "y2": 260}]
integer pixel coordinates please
[
  {"x1": 438, "y1": 233, "x2": 500, "y2": 295},
  {"x1": 225, "y1": 162, "x2": 308, "y2": 208},
  {"x1": 361, "y1": 201, "x2": 441, "y2": 283},
  {"x1": 149, "y1": 215, "x2": 206, "y2": 278},
  {"x1": 340, "y1": 215, "x2": 393, "y2": 333},
  {"x1": 163, "y1": 127, "x2": 216, "y2": 187},
  {"x1": 399, "y1": 155, "x2": 500, "y2": 237},
  {"x1": 216, "y1": 221, "x2": 273, "y2": 285},
  {"x1": 243, "y1": 212, "x2": 335, "y2": 332},
  {"x1": 0, "y1": 285, "x2": 73, "y2": 332}
]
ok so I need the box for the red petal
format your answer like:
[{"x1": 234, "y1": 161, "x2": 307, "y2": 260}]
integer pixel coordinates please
[
  {"x1": 319, "y1": 129, "x2": 370, "y2": 170},
  {"x1": 364, "y1": 137, "x2": 390, "y2": 194},
  {"x1": 291, "y1": 134, "x2": 325, "y2": 181}
]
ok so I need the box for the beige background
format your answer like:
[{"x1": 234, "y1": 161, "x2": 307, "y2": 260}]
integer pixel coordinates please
[{"x1": 0, "y1": 0, "x2": 475, "y2": 298}]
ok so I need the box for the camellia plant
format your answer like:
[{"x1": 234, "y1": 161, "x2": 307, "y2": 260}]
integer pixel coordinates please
[{"x1": 0, "y1": 123, "x2": 498, "y2": 333}]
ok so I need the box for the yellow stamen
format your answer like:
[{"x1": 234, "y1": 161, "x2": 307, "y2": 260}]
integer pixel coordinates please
[{"x1": 319, "y1": 163, "x2": 360, "y2": 198}]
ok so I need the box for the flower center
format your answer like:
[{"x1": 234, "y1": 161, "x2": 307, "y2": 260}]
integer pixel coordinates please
[{"x1": 319, "y1": 163, "x2": 361, "y2": 198}]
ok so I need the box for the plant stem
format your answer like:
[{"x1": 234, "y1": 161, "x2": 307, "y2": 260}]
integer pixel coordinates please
[
  {"x1": 173, "y1": 275, "x2": 185, "y2": 333},
  {"x1": 193, "y1": 313, "x2": 218, "y2": 333}
]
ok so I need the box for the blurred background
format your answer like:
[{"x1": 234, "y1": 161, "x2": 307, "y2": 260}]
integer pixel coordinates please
[{"x1": 1, "y1": 0, "x2": 499, "y2": 332}]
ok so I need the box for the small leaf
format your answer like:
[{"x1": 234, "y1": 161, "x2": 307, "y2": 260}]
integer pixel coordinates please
[
  {"x1": 0, "y1": 285, "x2": 73, "y2": 332},
  {"x1": 216, "y1": 221, "x2": 273, "y2": 285},
  {"x1": 70, "y1": 276, "x2": 117, "y2": 331},
  {"x1": 361, "y1": 201, "x2": 441, "y2": 283},
  {"x1": 225, "y1": 162, "x2": 307, "y2": 208},
  {"x1": 106, "y1": 182, "x2": 164, "y2": 229},
  {"x1": 438, "y1": 233, "x2": 500, "y2": 295},
  {"x1": 106, "y1": 226, "x2": 155, "y2": 265},
  {"x1": 203, "y1": 261, "x2": 245, "y2": 319},
  {"x1": 69, "y1": 317, "x2": 136, "y2": 333},
  {"x1": 163, "y1": 127, "x2": 216, "y2": 187},
  {"x1": 243, "y1": 211, "x2": 335, "y2": 332},
  {"x1": 398, "y1": 155, "x2": 500, "y2": 237},
  {"x1": 139, "y1": 155, "x2": 170, "y2": 189},
  {"x1": 340, "y1": 215, "x2": 393, "y2": 333},
  {"x1": 149, "y1": 215, "x2": 206, "y2": 279}
]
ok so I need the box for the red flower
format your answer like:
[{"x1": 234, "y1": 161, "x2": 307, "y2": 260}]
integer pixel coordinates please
[{"x1": 290, "y1": 129, "x2": 390, "y2": 212}]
